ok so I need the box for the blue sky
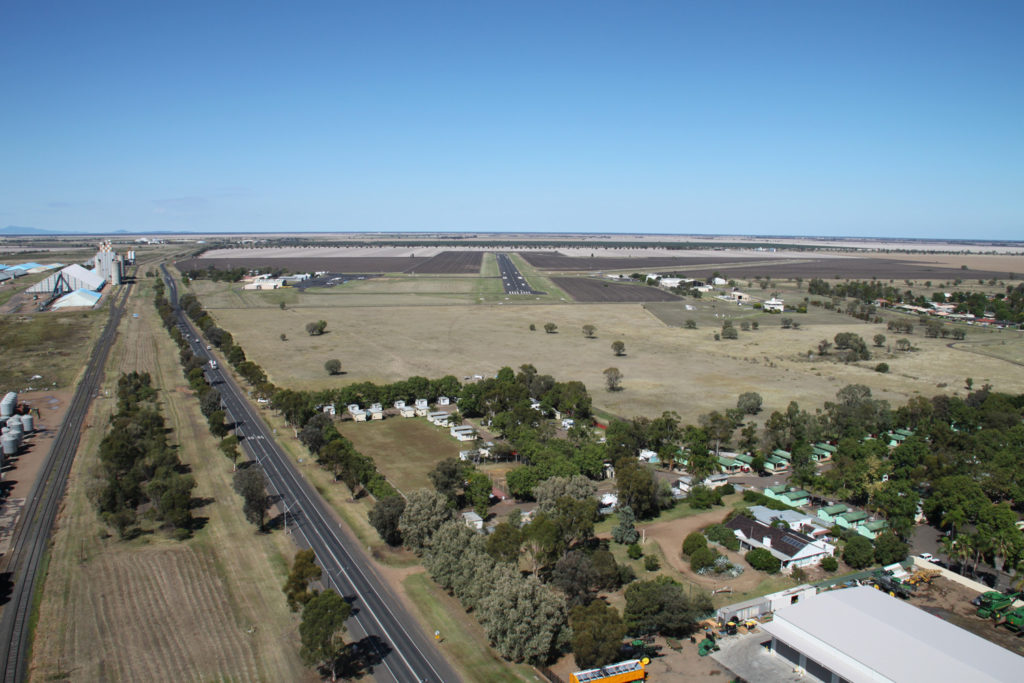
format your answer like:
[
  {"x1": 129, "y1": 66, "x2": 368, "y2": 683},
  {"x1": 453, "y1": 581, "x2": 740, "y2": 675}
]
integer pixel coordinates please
[{"x1": 2, "y1": 1, "x2": 1022, "y2": 238}]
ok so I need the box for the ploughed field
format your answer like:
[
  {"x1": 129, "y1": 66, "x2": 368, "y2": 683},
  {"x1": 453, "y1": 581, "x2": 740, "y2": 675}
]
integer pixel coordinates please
[
  {"x1": 178, "y1": 256, "x2": 429, "y2": 274},
  {"x1": 520, "y1": 251, "x2": 1021, "y2": 280},
  {"x1": 405, "y1": 250, "x2": 483, "y2": 274},
  {"x1": 180, "y1": 250, "x2": 483, "y2": 275},
  {"x1": 519, "y1": 251, "x2": 774, "y2": 271},
  {"x1": 551, "y1": 277, "x2": 682, "y2": 302}
]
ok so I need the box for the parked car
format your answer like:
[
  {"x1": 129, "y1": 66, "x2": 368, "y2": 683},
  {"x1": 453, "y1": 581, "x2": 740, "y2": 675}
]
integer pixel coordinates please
[{"x1": 917, "y1": 553, "x2": 936, "y2": 563}]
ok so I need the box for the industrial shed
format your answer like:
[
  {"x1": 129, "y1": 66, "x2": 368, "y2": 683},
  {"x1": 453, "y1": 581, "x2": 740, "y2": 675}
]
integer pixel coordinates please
[
  {"x1": 761, "y1": 585, "x2": 1023, "y2": 682},
  {"x1": 27, "y1": 264, "x2": 105, "y2": 294}
]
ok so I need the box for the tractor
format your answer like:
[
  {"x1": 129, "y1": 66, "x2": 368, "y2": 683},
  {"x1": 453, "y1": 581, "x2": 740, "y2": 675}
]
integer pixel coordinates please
[{"x1": 869, "y1": 570, "x2": 914, "y2": 599}]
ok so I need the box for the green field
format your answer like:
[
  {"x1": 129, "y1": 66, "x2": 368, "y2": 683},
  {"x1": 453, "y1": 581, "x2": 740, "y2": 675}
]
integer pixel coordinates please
[{"x1": 339, "y1": 417, "x2": 466, "y2": 493}]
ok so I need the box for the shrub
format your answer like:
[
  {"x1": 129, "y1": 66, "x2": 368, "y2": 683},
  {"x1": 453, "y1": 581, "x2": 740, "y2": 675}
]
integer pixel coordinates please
[
  {"x1": 745, "y1": 548, "x2": 781, "y2": 573},
  {"x1": 843, "y1": 536, "x2": 875, "y2": 569},
  {"x1": 874, "y1": 362, "x2": 889, "y2": 373},
  {"x1": 688, "y1": 485, "x2": 722, "y2": 509},
  {"x1": 704, "y1": 524, "x2": 740, "y2": 551},
  {"x1": 718, "y1": 483, "x2": 735, "y2": 496},
  {"x1": 681, "y1": 532, "x2": 707, "y2": 557},
  {"x1": 644, "y1": 555, "x2": 660, "y2": 571},
  {"x1": 821, "y1": 556, "x2": 839, "y2": 572},
  {"x1": 690, "y1": 546, "x2": 717, "y2": 571},
  {"x1": 627, "y1": 544, "x2": 643, "y2": 560}
]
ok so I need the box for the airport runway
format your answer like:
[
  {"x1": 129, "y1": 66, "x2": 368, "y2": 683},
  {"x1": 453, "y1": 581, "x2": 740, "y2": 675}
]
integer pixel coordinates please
[{"x1": 496, "y1": 252, "x2": 545, "y2": 295}]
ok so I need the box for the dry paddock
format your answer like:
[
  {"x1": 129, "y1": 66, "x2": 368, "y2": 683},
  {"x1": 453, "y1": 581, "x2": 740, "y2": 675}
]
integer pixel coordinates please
[{"x1": 208, "y1": 299, "x2": 1024, "y2": 424}]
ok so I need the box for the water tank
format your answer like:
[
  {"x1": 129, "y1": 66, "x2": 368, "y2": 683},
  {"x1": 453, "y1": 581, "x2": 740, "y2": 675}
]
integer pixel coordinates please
[
  {"x1": 2, "y1": 433, "x2": 19, "y2": 456},
  {"x1": 21, "y1": 414, "x2": 34, "y2": 432},
  {"x1": 6, "y1": 415, "x2": 20, "y2": 430}
]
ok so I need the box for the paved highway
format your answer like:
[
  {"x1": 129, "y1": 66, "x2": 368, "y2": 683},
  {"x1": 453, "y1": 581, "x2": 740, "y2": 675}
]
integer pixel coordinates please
[
  {"x1": 496, "y1": 253, "x2": 545, "y2": 295},
  {"x1": 0, "y1": 281, "x2": 131, "y2": 683},
  {"x1": 162, "y1": 266, "x2": 459, "y2": 683}
]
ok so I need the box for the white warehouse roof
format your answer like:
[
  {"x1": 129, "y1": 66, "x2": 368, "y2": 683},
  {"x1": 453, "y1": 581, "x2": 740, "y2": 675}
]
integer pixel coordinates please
[
  {"x1": 52, "y1": 289, "x2": 102, "y2": 309},
  {"x1": 761, "y1": 585, "x2": 1023, "y2": 682},
  {"x1": 27, "y1": 264, "x2": 105, "y2": 293}
]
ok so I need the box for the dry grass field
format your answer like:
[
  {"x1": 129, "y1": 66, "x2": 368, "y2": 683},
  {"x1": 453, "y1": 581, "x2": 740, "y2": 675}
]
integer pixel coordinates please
[
  {"x1": 338, "y1": 418, "x2": 466, "y2": 493},
  {"x1": 30, "y1": 275, "x2": 312, "y2": 683},
  {"x1": 208, "y1": 284, "x2": 1024, "y2": 423},
  {"x1": 0, "y1": 310, "x2": 105, "y2": 391}
]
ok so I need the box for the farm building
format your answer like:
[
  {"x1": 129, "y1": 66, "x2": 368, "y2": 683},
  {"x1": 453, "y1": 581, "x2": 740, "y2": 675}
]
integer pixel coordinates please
[
  {"x1": 393, "y1": 400, "x2": 406, "y2": 410},
  {"x1": 715, "y1": 584, "x2": 818, "y2": 623},
  {"x1": 762, "y1": 297, "x2": 785, "y2": 312},
  {"x1": 437, "y1": 396, "x2": 451, "y2": 406},
  {"x1": 399, "y1": 406, "x2": 416, "y2": 418},
  {"x1": 353, "y1": 410, "x2": 369, "y2": 422},
  {"x1": 462, "y1": 511, "x2": 484, "y2": 531},
  {"x1": 760, "y1": 585, "x2": 1023, "y2": 682},
  {"x1": 726, "y1": 515, "x2": 834, "y2": 571}
]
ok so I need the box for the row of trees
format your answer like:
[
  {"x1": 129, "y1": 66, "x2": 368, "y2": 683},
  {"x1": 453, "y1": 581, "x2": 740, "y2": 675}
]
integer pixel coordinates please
[
  {"x1": 383, "y1": 484, "x2": 713, "y2": 667},
  {"x1": 93, "y1": 372, "x2": 196, "y2": 539}
]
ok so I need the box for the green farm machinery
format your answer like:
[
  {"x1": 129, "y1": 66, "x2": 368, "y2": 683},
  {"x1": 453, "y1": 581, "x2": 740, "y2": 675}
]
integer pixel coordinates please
[
  {"x1": 975, "y1": 590, "x2": 1022, "y2": 619},
  {"x1": 998, "y1": 607, "x2": 1024, "y2": 634},
  {"x1": 869, "y1": 570, "x2": 915, "y2": 599}
]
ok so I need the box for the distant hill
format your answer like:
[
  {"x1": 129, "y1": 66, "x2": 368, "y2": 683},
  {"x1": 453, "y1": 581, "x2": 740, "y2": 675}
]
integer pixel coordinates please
[{"x1": 0, "y1": 225, "x2": 54, "y2": 235}]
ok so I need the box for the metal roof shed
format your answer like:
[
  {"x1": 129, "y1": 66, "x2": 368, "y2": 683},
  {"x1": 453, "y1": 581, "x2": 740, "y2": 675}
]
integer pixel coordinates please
[{"x1": 761, "y1": 586, "x2": 1023, "y2": 682}]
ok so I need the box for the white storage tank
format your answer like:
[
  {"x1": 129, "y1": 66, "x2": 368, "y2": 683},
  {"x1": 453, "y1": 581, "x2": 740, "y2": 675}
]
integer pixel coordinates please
[
  {"x1": 2, "y1": 433, "x2": 18, "y2": 456},
  {"x1": 20, "y1": 414, "x2": 34, "y2": 433},
  {"x1": 0, "y1": 392, "x2": 17, "y2": 418}
]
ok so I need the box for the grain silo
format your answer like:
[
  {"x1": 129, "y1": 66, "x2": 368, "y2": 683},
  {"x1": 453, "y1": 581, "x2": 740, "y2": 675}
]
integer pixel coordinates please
[{"x1": 0, "y1": 392, "x2": 17, "y2": 418}]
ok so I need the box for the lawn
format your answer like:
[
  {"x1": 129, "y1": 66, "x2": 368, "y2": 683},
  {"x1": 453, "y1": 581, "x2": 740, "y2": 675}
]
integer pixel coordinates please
[{"x1": 339, "y1": 417, "x2": 465, "y2": 493}]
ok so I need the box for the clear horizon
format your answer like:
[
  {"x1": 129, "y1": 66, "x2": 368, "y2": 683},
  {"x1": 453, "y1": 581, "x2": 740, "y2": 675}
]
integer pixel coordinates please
[{"x1": 2, "y1": 2, "x2": 1022, "y2": 239}]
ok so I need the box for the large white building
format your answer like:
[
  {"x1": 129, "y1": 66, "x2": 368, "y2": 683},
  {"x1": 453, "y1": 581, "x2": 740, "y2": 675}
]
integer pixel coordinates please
[
  {"x1": 27, "y1": 264, "x2": 105, "y2": 295},
  {"x1": 761, "y1": 586, "x2": 1023, "y2": 682}
]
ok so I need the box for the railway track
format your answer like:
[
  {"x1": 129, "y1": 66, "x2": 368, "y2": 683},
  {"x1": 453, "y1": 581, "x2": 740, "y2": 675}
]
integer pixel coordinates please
[{"x1": 0, "y1": 279, "x2": 133, "y2": 682}]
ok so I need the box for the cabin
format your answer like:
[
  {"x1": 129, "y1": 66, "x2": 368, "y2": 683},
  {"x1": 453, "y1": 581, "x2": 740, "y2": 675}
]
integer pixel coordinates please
[{"x1": 817, "y1": 504, "x2": 849, "y2": 524}]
